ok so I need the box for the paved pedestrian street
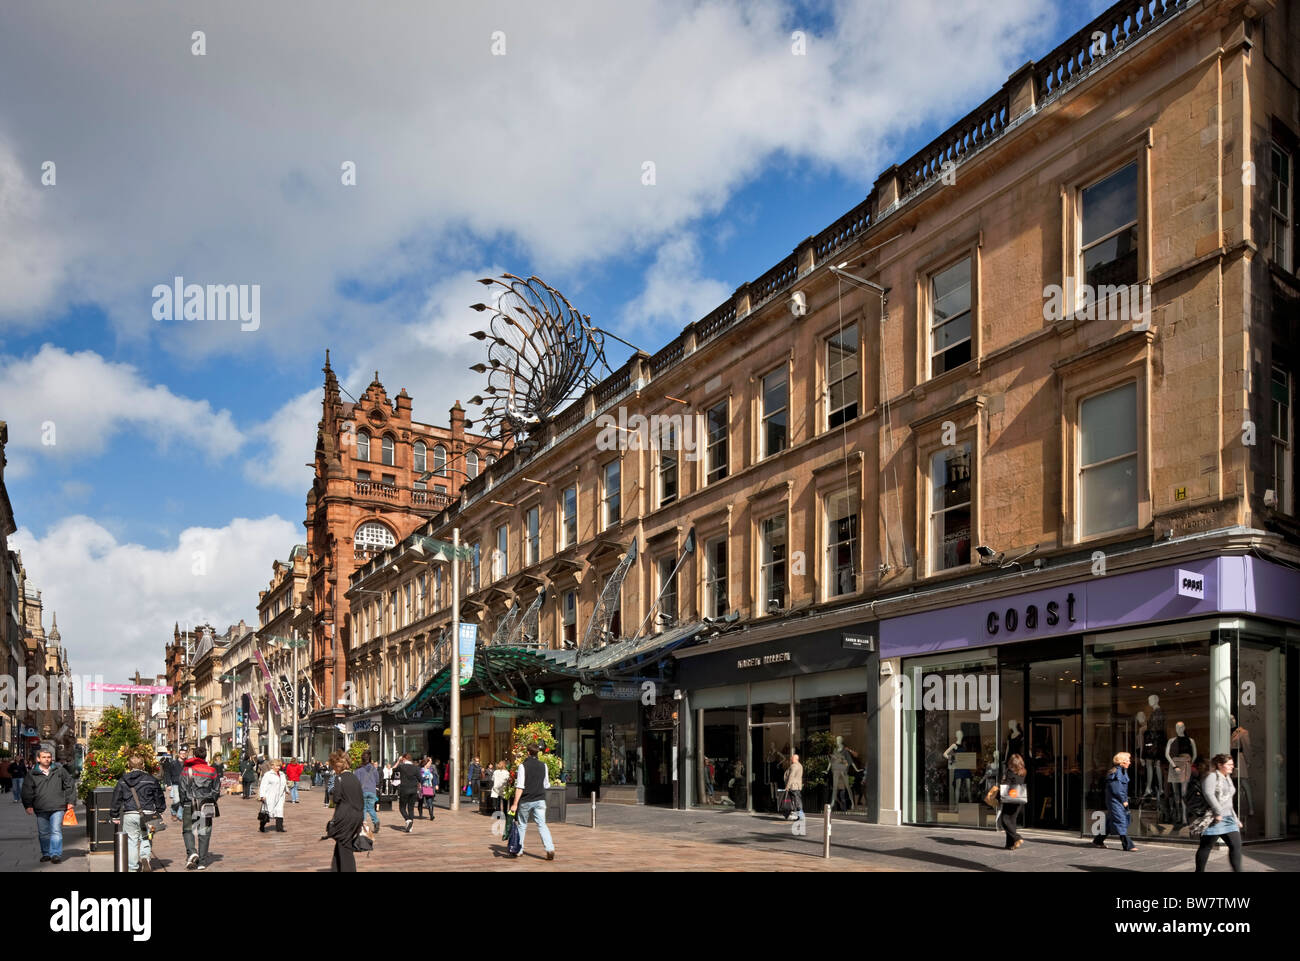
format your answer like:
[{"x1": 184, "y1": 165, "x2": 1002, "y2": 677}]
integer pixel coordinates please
[{"x1": 4, "y1": 789, "x2": 1296, "y2": 873}]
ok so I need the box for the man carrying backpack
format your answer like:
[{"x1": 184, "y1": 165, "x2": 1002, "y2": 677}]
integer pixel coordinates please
[
  {"x1": 110, "y1": 754, "x2": 166, "y2": 872},
  {"x1": 179, "y1": 746, "x2": 222, "y2": 870}
]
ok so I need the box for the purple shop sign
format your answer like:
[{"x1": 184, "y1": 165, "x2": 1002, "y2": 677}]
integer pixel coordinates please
[{"x1": 879, "y1": 556, "x2": 1300, "y2": 659}]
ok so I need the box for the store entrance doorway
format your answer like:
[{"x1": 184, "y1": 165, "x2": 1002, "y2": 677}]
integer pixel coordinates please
[
  {"x1": 643, "y1": 729, "x2": 673, "y2": 806},
  {"x1": 578, "y1": 719, "x2": 599, "y2": 799},
  {"x1": 1000, "y1": 644, "x2": 1083, "y2": 833}
]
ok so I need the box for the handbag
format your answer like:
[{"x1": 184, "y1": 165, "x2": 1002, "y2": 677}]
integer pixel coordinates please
[
  {"x1": 421, "y1": 785, "x2": 435, "y2": 797},
  {"x1": 999, "y1": 783, "x2": 1027, "y2": 804},
  {"x1": 1188, "y1": 811, "x2": 1215, "y2": 837},
  {"x1": 983, "y1": 783, "x2": 1001, "y2": 809},
  {"x1": 506, "y1": 814, "x2": 521, "y2": 855}
]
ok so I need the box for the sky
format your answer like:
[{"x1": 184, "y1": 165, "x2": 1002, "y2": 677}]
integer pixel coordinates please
[{"x1": 0, "y1": 0, "x2": 1114, "y2": 690}]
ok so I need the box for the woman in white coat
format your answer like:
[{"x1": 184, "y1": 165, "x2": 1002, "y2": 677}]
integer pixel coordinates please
[{"x1": 258, "y1": 758, "x2": 288, "y2": 833}]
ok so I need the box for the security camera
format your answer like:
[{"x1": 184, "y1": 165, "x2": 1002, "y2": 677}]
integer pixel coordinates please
[{"x1": 789, "y1": 291, "x2": 807, "y2": 317}]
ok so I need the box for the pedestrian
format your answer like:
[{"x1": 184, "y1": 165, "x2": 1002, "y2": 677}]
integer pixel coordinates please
[
  {"x1": 324, "y1": 762, "x2": 336, "y2": 806},
  {"x1": 241, "y1": 754, "x2": 258, "y2": 799},
  {"x1": 783, "y1": 752, "x2": 804, "y2": 821},
  {"x1": 491, "y1": 761, "x2": 509, "y2": 814},
  {"x1": 418, "y1": 757, "x2": 438, "y2": 819},
  {"x1": 508, "y1": 743, "x2": 555, "y2": 861},
  {"x1": 468, "y1": 755, "x2": 482, "y2": 799},
  {"x1": 258, "y1": 758, "x2": 288, "y2": 833},
  {"x1": 160, "y1": 749, "x2": 183, "y2": 820},
  {"x1": 1093, "y1": 751, "x2": 1137, "y2": 852},
  {"x1": 1195, "y1": 753, "x2": 1244, "y2": 872},
  {"x1": 178, "y1": 745, "x2": 222, "y2": 870},
  {"x1": 213, "y1": 754, "x2": 225, "y2": 779},
  {"x1": 395, "y1": 753, "x2": 420, "y2": 832},
  {"x1": 999, "y1": 753, "x2": 1028, "y2": 850},
  {"x1": 355, "y1": 750, "x2": 381, "y2": 832},
  {"x1": 0, "y1": 757, "x2": 11, "y2": 796},
  {"x1": 285, "y1": 757, "x2": 304, "y2": 804},
  {"x1": 11, "y1": 757, "x2": 27, "y2": 803},
  {"x1": 324, "y1": 749, "x2": 365, "y2": 872},
  {"x1": 382, "y1": 759, "x2": 393, "y2": 794},
  {"x1": 441, "y1": 758, "x2": 450, "y2": 792},
  {"x1": 109, "y1": 754, "x2": 165, "y2": 873},
  {"x1": 20, "y1": 748, "x2": 76, "y2": 864}
]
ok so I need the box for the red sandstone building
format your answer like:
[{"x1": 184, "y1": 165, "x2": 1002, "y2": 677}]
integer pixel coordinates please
[{"x1": 300, "y1": 353, "x2": 504, "y2": 756}]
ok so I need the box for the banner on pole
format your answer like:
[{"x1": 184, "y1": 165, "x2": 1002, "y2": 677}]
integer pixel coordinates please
[
  {"x1": 254, "y1": 649, "x2": 281, "y2": 716},
  {"x1": 458, "y1": 623, "x2": 477, "y2": 685}
]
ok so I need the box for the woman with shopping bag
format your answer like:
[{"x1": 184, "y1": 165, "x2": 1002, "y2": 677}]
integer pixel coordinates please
[{"x1": 258, "y1": 758, "x2": 288, "y2": 833}]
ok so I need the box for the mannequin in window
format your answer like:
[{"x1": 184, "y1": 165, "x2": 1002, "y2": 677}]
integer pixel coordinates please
[
  {"x1": 1230, "y1": 715, "x2": 1254, "y2": 816},
  {"x1": 1140, "y1": 695, "x2": 1166, "y2": 798},
  {"x1": 943, "y1": 730, "x2": 973, "y2": 805},
  {"x1": 1164, "y1": 721, "x2": 1196, "y2": 825},
  {"x1": 828, "y1": 736, "x2": 860, "y2": 812},
  {"x1": 1003, "y1": 720, "x2": 1023, "y2": 762}
]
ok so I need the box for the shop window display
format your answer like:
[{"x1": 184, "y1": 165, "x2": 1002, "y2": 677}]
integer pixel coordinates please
[
  {"x1": 903, "y1": 654, "x2": 1000, "y2": 827},
  {"x1": 603, "y1": 720, "x2": 638, "y2": 787},
  {"x1": 697, "y1": 708, "x2": 746, "y2": 807},
  {"x1": 796, "y1": 692, "x2": 870, "y2": 815},
  {"x1": 1084, "y1": 632, "x2": 1212, "y2": 840}
]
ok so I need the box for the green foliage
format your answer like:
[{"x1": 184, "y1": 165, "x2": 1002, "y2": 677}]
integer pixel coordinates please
[
  {"x1": 802, "y1": 730, "x2": 841, "y2": 788},
  {"x1": 79, "y1": 707, "x2": 159, "y2": 802},
  {"x1": 227, "y1": 747, "x2": 241, "y2": 770},
  {"x1": 348, "y1": 741, "x2": 366, "y2": 770},
  {"x1": 502, "y1": 721, "x2": 562, "y2": 802}
]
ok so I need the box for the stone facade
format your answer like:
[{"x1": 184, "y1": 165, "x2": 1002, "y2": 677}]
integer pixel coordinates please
[
  {"x1": 343, "y1": 0, "x2": 1299, "y2": 726},
  {"x1": 302, "y1": 351, "x2": 504, "y2": 749}
]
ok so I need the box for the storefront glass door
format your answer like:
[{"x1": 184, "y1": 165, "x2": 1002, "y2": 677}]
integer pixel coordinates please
[{"x1": 578, "y1": 719, "x2": 599, "y2": 799}]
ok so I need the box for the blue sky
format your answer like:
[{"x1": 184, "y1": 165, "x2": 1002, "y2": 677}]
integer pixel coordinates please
[{"x1": 0, "y1": 0, "x2": 1112, "y2": 681}]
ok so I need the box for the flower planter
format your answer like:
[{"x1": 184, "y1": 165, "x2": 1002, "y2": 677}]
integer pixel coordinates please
[{"x1": 544, "y1": 785, "x2": 566, "y2": 823}]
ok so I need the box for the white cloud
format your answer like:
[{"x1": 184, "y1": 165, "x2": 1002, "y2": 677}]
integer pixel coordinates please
[
  {"x1": 0, "y1": 139, "x2": 69, "y2": 323},
  {"x1": 10, "y1": 514, "x2": 300, "y2": 685},
  {"x1": 621, "y1": 235, "x2": 731, "y2": 334},
  {"x1": 244, "y1": 388, "x2": 320, "y2": 494},
  {"x1": 0, "y1": 0, "x2": 1063, "y2": 360},
  {"x1": 0, "y1": 344, "x2": 244, "y2": 466}
]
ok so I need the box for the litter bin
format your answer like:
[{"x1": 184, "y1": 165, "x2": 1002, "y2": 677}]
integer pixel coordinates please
[
  {"x1": 479, "y1": 780, "x2": 494, "y2": 815},
  {"x1": 88, "y1": 786, "x2": 116, "y2": 853}
]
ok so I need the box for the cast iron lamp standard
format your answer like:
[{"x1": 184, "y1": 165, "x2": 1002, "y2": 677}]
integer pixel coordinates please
[{"x1": 406, "y1": 531, "x2": 470, "y2": 811}]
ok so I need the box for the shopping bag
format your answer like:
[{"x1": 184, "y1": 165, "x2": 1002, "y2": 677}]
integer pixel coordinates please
[
  {"x1": 62, "y1": 808, "x2": 78, "y2": 826},
  {"x1": 506, "y1": 815, "x2": 521, "y2": 855},
  {"x1": 777, "y1": 790, "x2": 795, "y2": 819}
]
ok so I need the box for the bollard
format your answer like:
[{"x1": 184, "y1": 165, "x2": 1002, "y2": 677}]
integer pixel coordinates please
[
  {"x1": 823, "y1": 804, "x2": 832, "y2": 859},
  {"x1": 590, "y1": 792, "x2": 597, "y2": 829},
  {"x1": 113, "y1": 826, "x2": 129, "y2": 872}
]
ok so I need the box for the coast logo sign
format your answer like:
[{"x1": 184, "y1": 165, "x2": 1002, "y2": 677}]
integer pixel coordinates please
[
  {"x1": 49, "y1": 892, "x2": 151, "y2": 941},
  {"x1": 152, "y1": 277, "x2": 260, "y2": 331}
]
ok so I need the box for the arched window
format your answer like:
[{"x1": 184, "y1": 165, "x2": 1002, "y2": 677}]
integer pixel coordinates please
[
  {"x1": 413, "y1": 441, "x2": 427, "y2": 474},
  {"x1": 433, "y1": 445, "x2": 447, "y2": 476},
  {"x1": 466, "y1": 451, "x2": 479, "y2": 478},
  {"x1": 382, "y1": 434, "x2": 395, "y2": 466},
  {"x1": 355, "y1": 521, "x2": 396, "y2": 551},
  {"x1": 357, "y1": 430, "x2": 371, "y2": 462}
]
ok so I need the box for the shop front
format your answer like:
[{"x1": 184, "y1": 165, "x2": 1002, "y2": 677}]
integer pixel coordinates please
[
  {"x1": 883, "y1": 555, "x2": 1300, "y2": 841},
  {"x1": 674, "y1": 621, "x2": 880, "y2": 819}
]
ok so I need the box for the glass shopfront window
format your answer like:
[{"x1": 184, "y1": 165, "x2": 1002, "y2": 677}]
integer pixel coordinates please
[
  {"x1": 903, "y1": 651, "x2": 1000, "y2": 828},
  {"x1": 796, "y1": 669, "x2": 871, "y2": 816},
  {"x1": 1229, "y1": 622, "x2": 1294, "y2": 840},
  {"x1": 692, "y1": 670, "x2": 874, "y2": 818},
  {"x1": 604, "y1": 718, "x2": 638, "y2": 787},
  {"x1": 1084, "y1": 630, "x2": 1215, "y2": 841}
]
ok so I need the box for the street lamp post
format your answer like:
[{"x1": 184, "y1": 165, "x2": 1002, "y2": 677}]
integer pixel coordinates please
[{"x1": 451, "y1": 527, "x2": 460, "y2": 811}]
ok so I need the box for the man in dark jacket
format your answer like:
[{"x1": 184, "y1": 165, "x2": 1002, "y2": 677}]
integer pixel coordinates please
[
  {"x1": 394, "y1": 753, "x2": 420, "y2": 832},
  {"x1": 241, "y1": 755, "x2": 257, "y2": 798},
  {"x1": 160, "y1": 749, "x2": 184, "y2": 820},
  {"x1": 110, "y1": 754, "x2": 166, "y2": 872},
  {"x1": 179, "y1": 746, "x2": 222, "y2": 870},
  {"x1": 10, "y1": 758, "x2": 27, "y2": 802},
  {"x1": 21, "y1": 749, "x2": 76, "y2": 863}
]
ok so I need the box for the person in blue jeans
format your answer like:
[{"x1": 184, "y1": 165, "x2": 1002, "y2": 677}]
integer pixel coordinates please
[
  {"x1": 509, "y1": 743, "x2": 555, "y2": 861},
  {"x1": 11, "y1": 758, "x2": 27, "y2": 802},
  {"x1": 21, "y1": 749, "x2": 76, "y2": 864},
  {"x1": 354, "y1": 750, "x2": 381, "y2": 831}
]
